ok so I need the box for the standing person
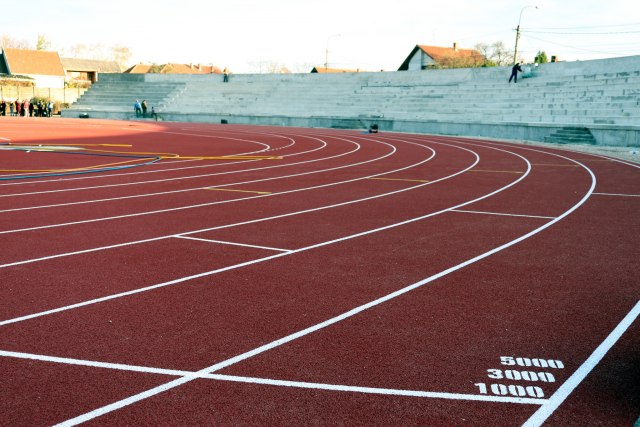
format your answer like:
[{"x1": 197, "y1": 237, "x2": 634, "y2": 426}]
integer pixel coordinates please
[
  {"x1": 9, "y1": 101, "x2": 15, "y2": 116},
  {"x1": 141, "y1": 100, "x2": 148, "y2": 117},
  {"x1": 223, "y1": 68, "x2": 229, "y2": 83},
  {"x1": 1, "y1": 99, "x2": 6, "y2": 116},
  {"x1": 47, "y1": 100, "x2": 53, "y2": 117},
  {"x1": 134, "y1": 100, "x2": 142, "y2": 117},
  {"x1": 22, "y1": 100, "x2": 28, "y2": 116},
  {"x1": 29, "y1": 102, "x2": 35, "y2": 117},
  {"x1": 509, "y1": 61, "x2": 524, "y2": 83},
  {"x1": 15, "y1": 100, "x2": 20, "y2": 116}
]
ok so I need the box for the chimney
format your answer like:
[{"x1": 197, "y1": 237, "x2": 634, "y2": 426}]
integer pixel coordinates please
[{"x1": 453, "y1": 42, "x2": 458, "y2": 51}]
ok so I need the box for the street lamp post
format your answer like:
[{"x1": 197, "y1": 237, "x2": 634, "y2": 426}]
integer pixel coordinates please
[
  {"x1": 324, "y1": 34, "x2": 341, "y2": 71},
  {"x1": 513, "y1": 5, "x2": 538, "y2": 64}
]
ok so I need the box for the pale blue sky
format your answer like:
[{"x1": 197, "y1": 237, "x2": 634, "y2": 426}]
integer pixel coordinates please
[{"x1": 2, "y1": 0, "x2": 639, "y2": 72}]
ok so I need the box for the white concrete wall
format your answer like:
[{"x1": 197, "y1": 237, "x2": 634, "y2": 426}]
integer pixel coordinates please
[{"x1": 29, "y1": 74, "x2": 65, "y2": 88}]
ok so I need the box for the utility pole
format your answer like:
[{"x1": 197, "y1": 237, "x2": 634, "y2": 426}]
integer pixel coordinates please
[
  {"x1": 514, "y1": 5, "x2": 538, "y2": 64},
  {"x1": 324, "y1": 34, "x2": 341, "y2": 71}
]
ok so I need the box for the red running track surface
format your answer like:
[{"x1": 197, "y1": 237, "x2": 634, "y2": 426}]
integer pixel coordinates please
[{"x1": 0, "y1": 117, "x2": 638, "y2": 426}]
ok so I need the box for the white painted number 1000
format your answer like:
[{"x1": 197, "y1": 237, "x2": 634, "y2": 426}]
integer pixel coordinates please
[{"x1": 474, "y1": 382, "x2": 545, "y2": 398}]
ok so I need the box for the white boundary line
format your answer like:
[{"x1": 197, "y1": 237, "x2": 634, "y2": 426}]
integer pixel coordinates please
[
  {"x1": 174, "y1": 235, "x2": 292, "y2": 253},
  {"x1": 0, "y1": 142, "x2": 488, "y2": 325},
  {"x1": 0, "y1": 350, "x2": 546, "y2": 405},
  {"x1": 0, "y1": 137, "x2": 442, "y2": 268},
  {"x1": 522, "y1": 300, "x2": 640, "y2": 427},
  {"x1": 451, "y1": 209, "x2": 555, "y2": 220}
]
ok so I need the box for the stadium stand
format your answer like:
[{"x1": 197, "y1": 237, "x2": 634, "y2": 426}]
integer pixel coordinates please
[{"x1": 62, "y1": 56, "x2": 640, "y2": 146}]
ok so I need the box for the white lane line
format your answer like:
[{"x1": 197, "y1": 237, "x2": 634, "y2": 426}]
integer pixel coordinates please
[
  {"x1": 0, "y1": 144, "x2": 479, "y2": 326},
  {"x1": 0, "y1": 350, "x2": 546, "y2": 405},
  {"x1": 51, "y1": 142, "x2": 596, "y2": 426},
  {"x1": 203, "y1": 374, "x2": 546, "y2": 405},
  {"x1": 0, "y1": 251, "x2": 286, "y2": 326},
  {"x1": 523, "y1": 300, "x2": 640, "y2": 427},
  {"x1": 593, "y1": 192, "x2": 640, "y2": 197},
  {"x1": 0, "y1": 138, "x2": 439, "y2": 269},
  {"x1": 0, "y1": 128, "x2": 303, "y2": 188},
  {"x1": 0, "y1": 135, "x2": 332, "y2": 198},
  {"x1": 174, "y1": 235, "x2": 292, "y2": 253},
  {"x1": 0, "y1": 138, "x2": 383, "y2": 234},
  {"x1": 0, "y1": 128, "x2": 311, "y2": 191},
  {"x1": 0, "y1": 142, "x2": 473, "y2": 324},
  {"x1": 451, "y1": 209, "x2": 555, "y2": 220}
]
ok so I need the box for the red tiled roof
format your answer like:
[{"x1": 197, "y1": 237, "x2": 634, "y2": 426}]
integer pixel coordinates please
[
  {"x1": 124, "y1": 64, "x2": 153, "y2": 73},
  {"x1": 124, "y1": 63, "x2": 222, "y2": 74},
  {"x1": 398, "y1": 44, "x2": 485, "y2": 70},
  {"x1": 417, "y1": 45, "x2": 484, "y2": 63},
  {"x1": 3, "y1": 48, "x2": 65, "y2": 76},
  {"x1": 311, "y1": 67, "x2": 362, "y2": 73}
]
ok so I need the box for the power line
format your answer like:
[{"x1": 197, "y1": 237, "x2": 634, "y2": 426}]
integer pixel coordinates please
[
  {"x1": 525, "y1": 22, "x2": 640, "y2": 30},
  {"x1": 520, "y1": 33, "x2": 640, "y2": 55},
  {"x1": 522, "y1": 29, "x2": 640, "y2": 35}
]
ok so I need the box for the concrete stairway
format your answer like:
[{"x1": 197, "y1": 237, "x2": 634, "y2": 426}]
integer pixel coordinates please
[{"x1": 544, "y1": 127, "x2": 597, "y2": 144}]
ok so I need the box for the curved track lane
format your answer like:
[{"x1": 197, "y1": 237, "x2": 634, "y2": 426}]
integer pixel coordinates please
[{"x1": 0, "y1": 118, "x2": 637, "y2": 426}]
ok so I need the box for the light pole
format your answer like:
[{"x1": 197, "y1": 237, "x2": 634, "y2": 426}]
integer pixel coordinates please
[
  {"x1": 513, "y1": 5, "x2": 538, "y2": 64},
  {"x1": 324, "y1": 34, "x2": 341, "y2": 71}
]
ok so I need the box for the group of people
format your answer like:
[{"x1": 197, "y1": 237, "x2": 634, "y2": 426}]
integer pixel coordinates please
[
  {"x1": 0, "y1": 99, "x2": 54, "y2": 117},
  {"x1": 133, "y1": 99, "x2": 157, "y2": 119}
]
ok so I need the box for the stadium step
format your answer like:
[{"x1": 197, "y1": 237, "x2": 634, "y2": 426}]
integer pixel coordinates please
[{"x1": 544, "y1": 127, "x2": 597, "y2": 145}]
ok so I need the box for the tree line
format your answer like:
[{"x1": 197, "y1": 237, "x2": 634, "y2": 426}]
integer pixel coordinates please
[{"x1": 0, "y1": 34, "x2": 132, "y2": 69}]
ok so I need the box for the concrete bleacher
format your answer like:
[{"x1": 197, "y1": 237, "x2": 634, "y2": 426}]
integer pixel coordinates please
[
  {"x1": 66, "y1": 74, "x2": 186, "y2": 115},
  {"x1": 61, "y1": 56, "x2": 640, "y2": 146}
]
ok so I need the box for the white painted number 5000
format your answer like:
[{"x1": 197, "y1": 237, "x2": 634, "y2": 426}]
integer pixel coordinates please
[{"x1": 500, "y1": 356, "x2": 516, "y2": 366}]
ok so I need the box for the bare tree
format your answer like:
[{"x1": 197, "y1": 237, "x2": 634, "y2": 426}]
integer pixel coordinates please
[
  {"x1": 111, "y1": 44, "x2": 132, "y2": 69},
  {"x1": 248, "y1": 59, "x2": 292, "y2": 74},
  {"x1": 474, "y1": 41, "x2": 513, "y2": 67},
  {"x1": 68, "y1": 43, "x2": 110, "y2": 59},
  {"x1": 0, "y1": 34, "x2": 32, "y2": 50}
]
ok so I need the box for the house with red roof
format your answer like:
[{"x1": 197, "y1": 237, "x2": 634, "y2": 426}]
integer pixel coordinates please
[
  {"x1": 0, "y1": 48, "x2": 66, "y2": 87},
  {"x1": 398, "y1": 43, "x2": 485, "y2": 70}
]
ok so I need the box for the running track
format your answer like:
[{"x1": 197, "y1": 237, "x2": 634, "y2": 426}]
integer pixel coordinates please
[{"x1": 0, "y1": 118, "x2": 638, "y2": 426}]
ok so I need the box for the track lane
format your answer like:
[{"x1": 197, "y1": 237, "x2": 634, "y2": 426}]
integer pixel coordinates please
[{"x1": 0, "y1": 122, "x2": 636, "y2": 426}]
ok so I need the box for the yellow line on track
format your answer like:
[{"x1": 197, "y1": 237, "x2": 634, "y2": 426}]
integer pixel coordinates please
[
  {"x1": 0, "y1": 158, "x2": 153, "y2": 173},
  {"x1": 368, "y1": 177, "x2": 430, "y2": 183},
  {"x1": 531, "y1": 164, "x2": 579, "y2": 167},
  {"x1": 205, "y1": 188, "x2": 272, "y2": 195}
]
